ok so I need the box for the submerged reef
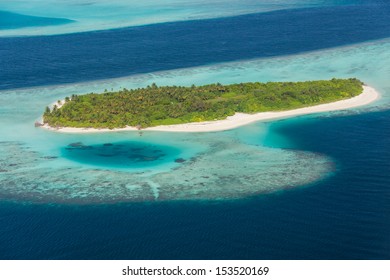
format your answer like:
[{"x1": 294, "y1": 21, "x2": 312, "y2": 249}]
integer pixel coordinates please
[{"x1": 0, "y1": 139, "x2": 334, "y2": 204}]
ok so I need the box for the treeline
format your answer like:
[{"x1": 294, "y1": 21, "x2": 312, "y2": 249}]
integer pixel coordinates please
[{"x1": 43, "y1": 78, "x2": 363, "y2": 129}]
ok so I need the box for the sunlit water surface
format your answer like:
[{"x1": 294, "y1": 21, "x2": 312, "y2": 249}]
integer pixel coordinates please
[
  {"x1": 0, "y1": 38, "x2": 389, "y2": 203},
  {"x1": 0, "y1": 0, "x2": 360, "y2": 36},
  {"x1": 0, "y1": 1, "x2": 389, "y2": 259}
]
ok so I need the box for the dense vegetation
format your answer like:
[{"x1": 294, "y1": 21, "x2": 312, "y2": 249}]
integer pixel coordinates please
[{"x1": 43, "y1": 78, "x2": 363, "y2": 129}]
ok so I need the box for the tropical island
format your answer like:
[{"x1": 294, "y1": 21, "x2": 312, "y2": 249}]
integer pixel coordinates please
[{"x1": 41, "y1": 78, "x2": 379, "y2": 133}]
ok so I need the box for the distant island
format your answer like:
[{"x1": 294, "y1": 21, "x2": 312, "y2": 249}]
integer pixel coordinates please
[{"x1": 41, "y1": 78, "x2": 377, "y2": 133}]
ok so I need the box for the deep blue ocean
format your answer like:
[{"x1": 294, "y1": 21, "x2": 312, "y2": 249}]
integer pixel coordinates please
[
  {"x1": 0, "y1": 1, "x2": 389, "y2": 259},
  {"x1": 1, "y1": 3, "x2": 390, "y2": 90},
  {"x1": 1, "y1": 111, "x2": 389, "y2": 259}
]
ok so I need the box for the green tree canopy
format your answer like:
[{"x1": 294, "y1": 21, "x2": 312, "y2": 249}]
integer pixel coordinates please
[{"x1": 43, "y1": 78, "x2": 363, "y2": 129}]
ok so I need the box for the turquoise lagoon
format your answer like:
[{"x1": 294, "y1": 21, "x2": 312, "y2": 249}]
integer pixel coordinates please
[
  {"x1": 0, "y1": 38, "x2": 388, "y2": 204},
  {"x1": 0, "y1": 0, "x2": 360, "y2": 36},
  {"x1": 0, "y1": 10, "x2": 73, "y2": 29},
  {"x1": 1, "y1": 0, "x2": 389, "y2": 260}
]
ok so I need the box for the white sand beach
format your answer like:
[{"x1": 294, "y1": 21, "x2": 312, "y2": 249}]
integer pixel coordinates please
[{"x1": 41, "y1": 85, "x2": 380, "y2": 133}]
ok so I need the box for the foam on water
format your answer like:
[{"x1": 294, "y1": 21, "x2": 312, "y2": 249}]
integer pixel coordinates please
[{"x1": 0, "y1": 0, "x2": 360, "y2": 36}]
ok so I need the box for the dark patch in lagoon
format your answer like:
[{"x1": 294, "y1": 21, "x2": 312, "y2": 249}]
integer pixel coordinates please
[
  {"x1": 62, "y1": 141, "x2": 181, "y2": 169},
  {"x1": 96, "y1": 153, "x2": 117, "y2": 157},
  {"x1": 174, "y1": 158, "x2": 186, "y2": 163},
  {"x1": 131, "y1": 147, "x2": 145, "y2": 152},
  {"x1": 127, "y1": 154, "x2": 161, "y2": 162},
  {"x1": 141, "y1": 156, "x2": 159, "y2": 162},
  {"x1": 42, "y1": 156, "x2": 58, "y2": 160},
  {"x1": 67, "y1": 142, "x2": 94, "y2": 151},
  {"x1": 68, "y1": 142, "x2": 84, "y2": 148}
]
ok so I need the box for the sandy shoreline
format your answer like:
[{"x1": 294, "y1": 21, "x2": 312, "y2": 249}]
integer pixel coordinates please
[{"x1": 41, "y1": 85, "x2": 379, "y2": 133}]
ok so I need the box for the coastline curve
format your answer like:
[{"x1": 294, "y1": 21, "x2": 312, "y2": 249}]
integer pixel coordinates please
[{"x1": 41, "y1": 85, "x2": 380, "y2": 133}]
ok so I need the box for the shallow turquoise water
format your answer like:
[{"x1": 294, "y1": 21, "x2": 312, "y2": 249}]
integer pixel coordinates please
[
  {"x1": 0, "y1": 10, "x2": 73, "y2": 29},
  {"x1": 1, "y1": 37, "x2": 389, "y2": 203},
  {"x1": 0, "y1": 1, "x2": 389, "y2": 260},
  {"x1": 62, "y1": 141, "x2": 182, "y2": 169},
  {"x1": 0, "y1": 1, "x2": 389, "y2": 204},
  {"x1": 0, "y1": 0, "x2": 360, "y2": 36}
]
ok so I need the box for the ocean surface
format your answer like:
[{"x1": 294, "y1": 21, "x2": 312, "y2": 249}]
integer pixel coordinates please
[
  {"x1": 0, "y1": 10, "x2": 73, "y2": 30},
  {"x1": 2, "y1": 2, "x2": 390, "y2": 90},
  {"x1": 0, "y1": 0, "x2": 389, "y2": 259},
  {"x1": 0, "y1": 0, "x2": 360, "y2": 36}
]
